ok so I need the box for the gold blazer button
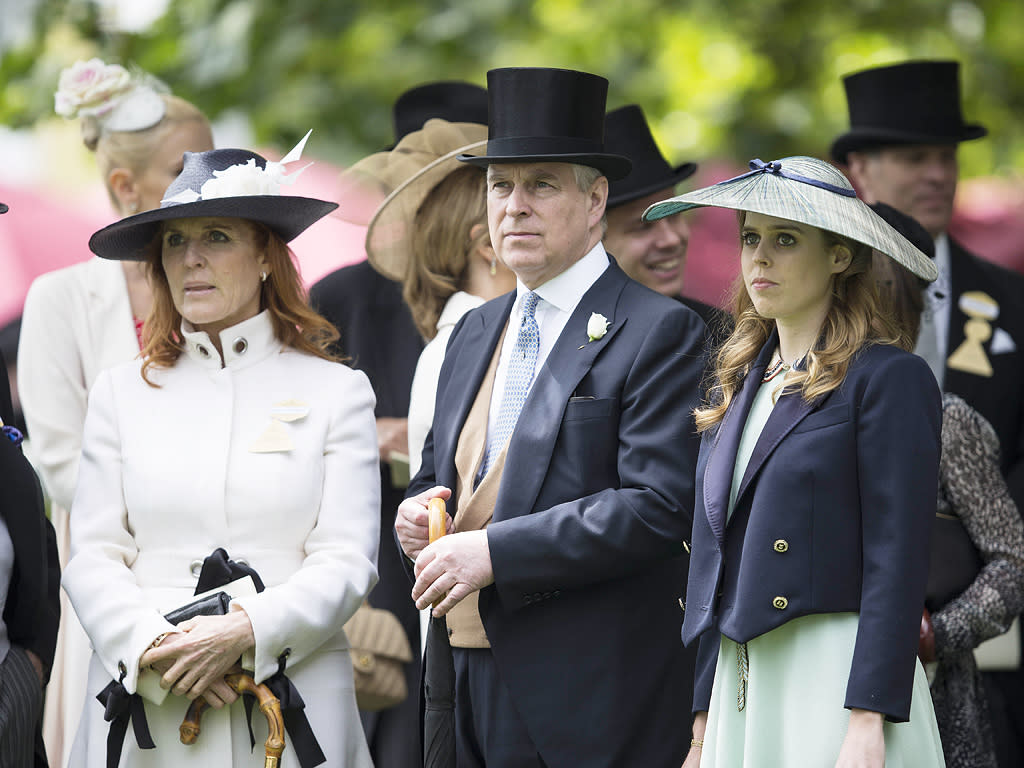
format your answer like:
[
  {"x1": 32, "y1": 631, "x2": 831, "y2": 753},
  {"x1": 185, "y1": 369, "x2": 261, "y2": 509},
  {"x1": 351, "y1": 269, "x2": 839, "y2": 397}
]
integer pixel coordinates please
[
  {"x1": 773, "y1": 539, "x2": 789, "y2": 553},
  {"x1": 772, "y1": 596, "x2": 789, "y2": 610}
]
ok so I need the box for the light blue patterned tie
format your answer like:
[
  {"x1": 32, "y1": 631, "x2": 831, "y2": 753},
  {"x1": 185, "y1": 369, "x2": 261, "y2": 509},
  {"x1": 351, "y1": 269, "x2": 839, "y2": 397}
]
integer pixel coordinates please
[{"x1": 481, "y1": 291, "x2": 541, "y2": 477}]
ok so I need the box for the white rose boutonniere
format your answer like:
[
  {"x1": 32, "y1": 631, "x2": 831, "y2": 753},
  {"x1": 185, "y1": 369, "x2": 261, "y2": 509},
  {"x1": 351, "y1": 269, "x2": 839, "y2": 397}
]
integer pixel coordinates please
[{"x1": 587, "y1": 312, "x2": 610, "y2": 342}]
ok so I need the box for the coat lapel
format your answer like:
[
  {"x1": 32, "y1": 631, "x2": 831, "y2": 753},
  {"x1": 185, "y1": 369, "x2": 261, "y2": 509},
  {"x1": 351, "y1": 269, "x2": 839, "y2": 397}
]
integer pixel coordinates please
[
  {"x1": 701, "y1": 338, "x2": 774, "y2": 541},
  {"x1": 494, "y1": 263, "x2": 629, "y2": 522},
  {"x1": 435, "y1": 294, "x2": 515, "y2": 489}
]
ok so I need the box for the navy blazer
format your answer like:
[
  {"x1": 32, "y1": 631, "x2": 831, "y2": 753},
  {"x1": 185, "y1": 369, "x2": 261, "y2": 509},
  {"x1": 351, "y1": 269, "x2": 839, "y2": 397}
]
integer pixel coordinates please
[
  {"x1": 683, "y1": 336, "x2": 941, "y2": 722},
  {"x1": 409, "y1": 259, "x2": 706, "y2": 768},
  {"x1": 943, "y1": 238, "x2": 1024, "y2": 510}
]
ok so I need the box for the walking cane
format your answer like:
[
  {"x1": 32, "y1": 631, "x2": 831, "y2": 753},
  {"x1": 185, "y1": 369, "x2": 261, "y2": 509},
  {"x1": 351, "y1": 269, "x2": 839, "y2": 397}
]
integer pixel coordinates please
[{"x1": 180, "y1": 672, "x2": 285, "y2": 768}]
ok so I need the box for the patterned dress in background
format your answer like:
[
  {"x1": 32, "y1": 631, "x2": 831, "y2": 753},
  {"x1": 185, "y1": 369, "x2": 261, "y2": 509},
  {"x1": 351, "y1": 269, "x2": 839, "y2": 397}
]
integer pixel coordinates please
[{"x1": 930, "y1": 394, "x2": 1024, "y2": 768}]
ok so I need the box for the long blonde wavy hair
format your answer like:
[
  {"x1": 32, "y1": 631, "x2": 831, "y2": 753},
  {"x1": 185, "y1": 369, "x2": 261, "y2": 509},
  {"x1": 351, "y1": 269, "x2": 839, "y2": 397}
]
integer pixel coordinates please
[
  {"x1": 139, "y1": 219, "x2": 340, "y2": 386},
  {"x1": 694, "y1": 214, "x2": 904, "y2": 432}
]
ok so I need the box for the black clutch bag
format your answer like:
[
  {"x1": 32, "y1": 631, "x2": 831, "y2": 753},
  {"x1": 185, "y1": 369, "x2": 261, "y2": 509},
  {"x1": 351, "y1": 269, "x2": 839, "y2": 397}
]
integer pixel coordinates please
[
  {"x1": 163, "y1": 591, "x2": 230, "y2": 625},
  {"x1": 925, "y1": 513, "x2": 984, "y2": 613}
]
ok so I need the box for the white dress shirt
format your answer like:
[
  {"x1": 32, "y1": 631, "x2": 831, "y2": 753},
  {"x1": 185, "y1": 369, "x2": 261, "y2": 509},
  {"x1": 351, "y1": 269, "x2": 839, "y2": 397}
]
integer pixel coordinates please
[{"x1": 486, "y1": 243, "x2": 610, "y2": 444}]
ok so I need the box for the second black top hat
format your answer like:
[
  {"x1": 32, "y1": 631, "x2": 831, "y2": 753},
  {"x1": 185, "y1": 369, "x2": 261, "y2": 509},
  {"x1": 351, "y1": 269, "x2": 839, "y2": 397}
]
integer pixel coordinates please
[
  {"x1": 391, "y1": 81, "x2": 489, "y2": 145},
  {"x1": 458, "y1": 67, "x2": 632, "y2": 181},
  {"x1": 604, "y1": 105, "x2": 696, "y2": 208},
  {"x1": 830, "y1": 60, "x2": 987, "y2": 164}
]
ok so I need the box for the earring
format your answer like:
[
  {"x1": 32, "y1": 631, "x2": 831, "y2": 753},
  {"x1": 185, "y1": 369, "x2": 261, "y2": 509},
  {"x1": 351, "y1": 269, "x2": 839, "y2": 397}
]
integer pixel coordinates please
[
  {"x1": 260, "y1": 271, "x2": 268, "y2": 283},
  {"x1": 490, "y1": 255, "x2": 497, "y2": 277}
]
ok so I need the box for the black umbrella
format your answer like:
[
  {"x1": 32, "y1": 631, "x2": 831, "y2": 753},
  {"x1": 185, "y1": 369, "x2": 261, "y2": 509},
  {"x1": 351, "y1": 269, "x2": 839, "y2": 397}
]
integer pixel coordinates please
[{"x1": 423, "y1": 498, "x2": 455, "y2": 767}]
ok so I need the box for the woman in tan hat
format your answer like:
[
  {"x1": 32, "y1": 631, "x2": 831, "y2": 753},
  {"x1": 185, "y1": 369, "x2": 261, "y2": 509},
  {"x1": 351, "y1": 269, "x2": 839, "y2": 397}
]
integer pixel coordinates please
[
  {"x1": 645, "y1": 156, "x2": 946, "y2": 766},
  {"x1": 356, "y1": 118, "x2": 516, "y2": 480},
  {"x1": 18, "y1": 58, "x2": 214, "y2": 767},
  {"x1": 63, "y1": 141, "x2": 378, "y2": 768}
]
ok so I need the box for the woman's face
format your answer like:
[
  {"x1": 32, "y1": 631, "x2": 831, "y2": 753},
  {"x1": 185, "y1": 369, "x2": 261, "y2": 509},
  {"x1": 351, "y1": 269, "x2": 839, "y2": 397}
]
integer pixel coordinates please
[
  {"x1": 161, "y1": 217, "x2": 268, "y2": 340},
  {"x1": 740, "y1": 212, "x2": 848, "y2": 330},
  {"x1": 134, "y1": 121, "x2": 214, "y2": 213}
]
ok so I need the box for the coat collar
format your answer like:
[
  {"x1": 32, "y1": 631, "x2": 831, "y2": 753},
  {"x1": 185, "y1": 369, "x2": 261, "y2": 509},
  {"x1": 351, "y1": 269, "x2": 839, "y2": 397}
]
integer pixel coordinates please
[
  {"x1": 180, "y1": 311, "x2": 282, "y2": 370},
  {"x1": 702, "y1": 330, "x2": 817, "y2": 539}
]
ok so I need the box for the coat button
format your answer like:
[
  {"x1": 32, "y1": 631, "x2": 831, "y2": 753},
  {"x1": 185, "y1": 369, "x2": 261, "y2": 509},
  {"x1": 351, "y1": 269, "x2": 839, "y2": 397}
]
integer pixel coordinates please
[
  {"x1": 189, "y1": 559, "x2": 203, "y2": 578},
  {"x1": 773, "y1": 596, "x2": 789, "y2": 610},
  {"x1": 232, "y1": 337, "x2": 248, "y2": 355},
  {"x1": 773, "y1": 539, "x2": 789, "y2": 553}
]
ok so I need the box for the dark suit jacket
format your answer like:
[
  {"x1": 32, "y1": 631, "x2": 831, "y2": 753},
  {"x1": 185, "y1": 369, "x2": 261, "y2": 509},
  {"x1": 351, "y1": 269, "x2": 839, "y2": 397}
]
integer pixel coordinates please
[
  {"x1": 943, "y1": 238, "x2": 1024, "y2": 510},
  {"x1": 684, "y1": 337, "x2": 941, "y2": 722},
  {"x1": 1, "y1": 349, "x2": 60, "y2": 768},
  {"x1": 409, "y1": 259, "x2": 706, "y2": 768}
]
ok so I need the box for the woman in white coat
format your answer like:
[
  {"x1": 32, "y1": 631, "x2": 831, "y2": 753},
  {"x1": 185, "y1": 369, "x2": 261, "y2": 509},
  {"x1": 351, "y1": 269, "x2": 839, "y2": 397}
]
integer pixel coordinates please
[
  {"x1": 63, "y1": 142, "x2": 379, "y2": 768},
  {"x1": 20, "y1": 60, "x2": 213, "y2": 766}
]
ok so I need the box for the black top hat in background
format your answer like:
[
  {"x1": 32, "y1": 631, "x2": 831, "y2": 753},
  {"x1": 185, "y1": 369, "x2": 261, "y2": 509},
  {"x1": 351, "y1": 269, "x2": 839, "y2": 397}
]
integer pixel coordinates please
[
  {"x1": 391, "y1": 81, "x2": 489, "y2": 145},
  {"x1": 89, "y1": 147, "x2": 338, "y2": 261},
  {"x1": 830, "y1": 60, "x2": 987, "y2": 164},
  {"x1": 604, "y1": 105, "x2": 696, "y2": 208},
  {"x1": 458, "y1": 67, "x2": 632, "y2": 181}
]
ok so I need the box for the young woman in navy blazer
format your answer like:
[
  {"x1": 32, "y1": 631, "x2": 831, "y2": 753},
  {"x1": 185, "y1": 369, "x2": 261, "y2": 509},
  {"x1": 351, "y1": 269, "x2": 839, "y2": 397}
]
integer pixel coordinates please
[{"x1": 645, "y1": 157, "x2": 947, "y2": 767}]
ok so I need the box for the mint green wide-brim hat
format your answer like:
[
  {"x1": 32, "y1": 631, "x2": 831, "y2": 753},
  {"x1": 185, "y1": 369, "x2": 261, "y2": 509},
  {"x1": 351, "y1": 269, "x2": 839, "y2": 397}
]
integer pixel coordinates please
[{"x1": 643, "y1": 155, "x2": 937, "y2": 282}]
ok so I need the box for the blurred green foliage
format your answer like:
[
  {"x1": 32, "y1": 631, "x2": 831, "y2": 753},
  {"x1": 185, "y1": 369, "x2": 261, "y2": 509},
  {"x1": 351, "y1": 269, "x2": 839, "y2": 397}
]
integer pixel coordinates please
[{"x1": 2, "y1": 0, "x2": 1022, "y2": 176}]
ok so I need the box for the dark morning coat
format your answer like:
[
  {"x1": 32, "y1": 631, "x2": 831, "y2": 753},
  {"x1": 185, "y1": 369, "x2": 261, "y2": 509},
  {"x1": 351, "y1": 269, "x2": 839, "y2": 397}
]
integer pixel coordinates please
[
  {"x1": 683, "y1": 337, "x2": 941, "y2": 722},
  {"x1": 408, "y1": 259, "x2": 706, "y2": 768},
  {"x1": 1, "y1": 348, "x2": 60, "y2": 768},
  {"x1": 943, "y1": 238, "x2": 1024, "y2": 510}
]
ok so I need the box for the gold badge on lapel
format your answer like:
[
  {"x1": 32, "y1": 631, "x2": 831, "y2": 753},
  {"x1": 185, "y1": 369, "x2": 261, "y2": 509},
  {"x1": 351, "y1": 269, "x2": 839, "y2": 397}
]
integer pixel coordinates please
[
  {"x1": 947, "y1": 291, "x2": 998, "y2": 378},
  {"x1": 249, "y1": 399, "x2": 310, "y2": 453}
]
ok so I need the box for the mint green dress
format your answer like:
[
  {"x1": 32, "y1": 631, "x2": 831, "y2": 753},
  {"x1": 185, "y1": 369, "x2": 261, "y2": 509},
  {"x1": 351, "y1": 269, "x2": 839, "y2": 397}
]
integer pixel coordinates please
[{"x1": 700, "y1": 374, "x2": 946, "y2": 767}]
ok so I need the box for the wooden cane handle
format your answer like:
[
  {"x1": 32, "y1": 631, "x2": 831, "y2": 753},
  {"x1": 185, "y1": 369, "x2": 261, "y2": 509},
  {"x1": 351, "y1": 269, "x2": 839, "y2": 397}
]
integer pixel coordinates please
[
  {"x1": 179, "y1": 672, "x2": 286, "y2": 768},
  {"x1": 428, "y1": 497, "x2": 447, "y2": 545}
]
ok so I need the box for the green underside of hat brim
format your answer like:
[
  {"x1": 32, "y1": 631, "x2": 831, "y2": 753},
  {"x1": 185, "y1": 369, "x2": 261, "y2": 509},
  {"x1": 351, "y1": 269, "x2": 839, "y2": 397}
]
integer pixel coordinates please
[
  {"x1": 88, "y1": 196, "x2": 339, "y2": 261},
  {"x1": 643, "y1": 179, "x2": 938, "y2": 283},
  {"x1": 457, "y1": 152, "x2": 632, "y2": 182},
  {"x1": 607, "y1": 162, "x2": 698, "y2": 209},
  {"x1": 830, "y1": 124, "x2": 987, "y2": 163}
]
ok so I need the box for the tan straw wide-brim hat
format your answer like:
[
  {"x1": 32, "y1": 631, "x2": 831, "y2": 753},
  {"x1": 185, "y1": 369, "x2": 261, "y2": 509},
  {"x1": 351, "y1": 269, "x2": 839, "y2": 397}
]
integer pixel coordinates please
[
  {"x1": 353, "y1": 119, "x2": 487, "y2": 281},
  {"x1": 643, "y1": 155, "x2": 937, "y2": 282}
]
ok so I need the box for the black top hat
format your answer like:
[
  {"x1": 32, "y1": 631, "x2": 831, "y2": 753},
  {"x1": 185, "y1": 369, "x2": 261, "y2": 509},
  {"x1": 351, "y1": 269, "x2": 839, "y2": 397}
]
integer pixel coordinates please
[
  {"x1": 89, "y1": 147, "x2": 338, "y2": 261},
  {"x1": 458, "y1": 67, "x2": 632, "y2": 181},
  {"x1": 392, "y1": 81, "x2": 489, "y2": 144},
  {"x1": 604, "y1": 105, "x2": 696, "y2": 208},
  {"x1": 831, "y1": 60, "x2": 987, "y2": 164}
]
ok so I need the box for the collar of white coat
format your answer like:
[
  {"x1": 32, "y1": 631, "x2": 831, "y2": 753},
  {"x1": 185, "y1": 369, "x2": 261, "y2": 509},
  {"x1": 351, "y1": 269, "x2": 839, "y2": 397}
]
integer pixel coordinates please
[{"x1": 180, "y1": 310, "x2": 282, "y2": 369}]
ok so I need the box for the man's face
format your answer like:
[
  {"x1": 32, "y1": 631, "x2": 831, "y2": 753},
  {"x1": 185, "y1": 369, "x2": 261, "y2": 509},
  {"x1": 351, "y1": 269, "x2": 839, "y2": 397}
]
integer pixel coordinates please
[
  {"x1": 605, "y1": 188, "x2": 689, "y2": 297},
  {"x1": 486, "y1": 162, "x2": 607, "y2": 289},
  {"x1": 846, "y1": 144, "x2": 959, "y2": 239}
]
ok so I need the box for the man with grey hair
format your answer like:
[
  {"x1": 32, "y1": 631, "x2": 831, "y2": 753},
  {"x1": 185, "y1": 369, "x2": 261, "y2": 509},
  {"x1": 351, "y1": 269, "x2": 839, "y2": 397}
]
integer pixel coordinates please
[{"x1": 396, "y1": 67, "x2": 706, "y2": 767}]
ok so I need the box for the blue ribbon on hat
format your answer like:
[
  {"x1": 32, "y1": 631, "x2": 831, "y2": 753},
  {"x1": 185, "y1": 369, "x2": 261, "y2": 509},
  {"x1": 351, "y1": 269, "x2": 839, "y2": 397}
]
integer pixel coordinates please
[{"x1": 723, "y1": 159, "x2": 857, "y2": 197}]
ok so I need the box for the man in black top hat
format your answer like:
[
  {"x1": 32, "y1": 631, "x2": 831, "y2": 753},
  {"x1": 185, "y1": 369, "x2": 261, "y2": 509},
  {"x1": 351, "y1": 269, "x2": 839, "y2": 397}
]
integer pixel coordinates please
[
  {"x1": 310, "y1": 80, "x2": 487, "y2": 768},
  {"x1": 834, "y1": 59, "x2": 1024, "y2": 768},
  {"x1": 603, "y1": 104, "x2": 726, "y2": 334},
  {"x1": 396, "y1": 67, "x2": 706, "y2": 768}
]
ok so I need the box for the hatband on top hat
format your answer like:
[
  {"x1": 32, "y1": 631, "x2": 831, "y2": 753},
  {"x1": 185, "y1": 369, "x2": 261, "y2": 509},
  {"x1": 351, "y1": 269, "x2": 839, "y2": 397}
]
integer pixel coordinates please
[
  {"x1": 392, "y1": 81, "x2": 488, "y2": 145},
  {"x1": 89, "y1": 138, "x2": 338, "y2": 261},
  {"x1": 458, "y1": 67, "x2": 632, "y2": 181},
  {"x1": 644, "y1": 155, "x2": 937, "y2": 282},
  {"x1": 604, "y1": 105, "x2": 696, "y2": 208},
  {"x1": 830, "y1": 60, "x2": 987, "y2": 164}
]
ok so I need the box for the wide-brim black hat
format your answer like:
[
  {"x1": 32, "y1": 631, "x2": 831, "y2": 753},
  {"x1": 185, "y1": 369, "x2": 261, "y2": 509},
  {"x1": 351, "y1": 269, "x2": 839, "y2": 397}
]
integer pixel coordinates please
[
  {"x1": 831, "y1": 60, "x2": 987, "y2": 164},
  {"x1": 604, "y1": 105, "x2": 696, "y2": 208},
  {"x1": 391, "y1": 81, "x2": 488, "y2": 145},
  {"x1": 458, "y1": 67, "x2": 632, "y2": 181},
  {"x1": 89, "y1": 146, "x2": 338, "y2": 261}
]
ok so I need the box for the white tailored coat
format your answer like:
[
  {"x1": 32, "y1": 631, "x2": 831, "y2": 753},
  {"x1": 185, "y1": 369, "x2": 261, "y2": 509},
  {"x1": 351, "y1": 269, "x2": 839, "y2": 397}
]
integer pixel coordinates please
[{"x1": 62, "y1": 311, "x2": 380, "y2": 768}]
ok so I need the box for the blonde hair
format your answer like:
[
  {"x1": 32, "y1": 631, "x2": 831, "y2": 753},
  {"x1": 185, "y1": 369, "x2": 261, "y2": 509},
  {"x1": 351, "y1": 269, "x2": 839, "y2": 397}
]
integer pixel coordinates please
[
  {"x1": 403, "y1": 164, "x2": 488, "y2": 340},
  {"x1": 83, "y1": 94, "x2": 210, "y2": 209},
  {"x1": 140, "y1": 219, "x2": 340, "y2": 386},
  {"x1": 694, "y1": 216, "x2": 903, "y2": 432}
]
